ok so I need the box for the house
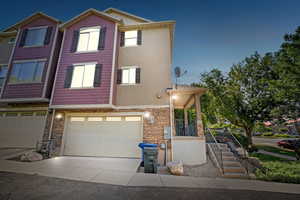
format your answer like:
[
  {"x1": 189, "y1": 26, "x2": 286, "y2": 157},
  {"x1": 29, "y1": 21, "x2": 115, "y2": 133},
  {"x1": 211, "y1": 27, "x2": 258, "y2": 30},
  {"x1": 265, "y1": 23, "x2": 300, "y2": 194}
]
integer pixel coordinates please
[
  {"x1": 0, "y1": 8, "x2": 206, "y2": 165},
  {"x1": 0, "y1": 12, "x2": 62, "y2": 148}
]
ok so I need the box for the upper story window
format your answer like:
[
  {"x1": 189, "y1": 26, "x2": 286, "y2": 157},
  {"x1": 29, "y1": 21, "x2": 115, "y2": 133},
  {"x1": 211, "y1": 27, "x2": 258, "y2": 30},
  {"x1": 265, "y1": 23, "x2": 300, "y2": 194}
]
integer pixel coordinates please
[
  {"x1": 19, "y1": 26, "x2": 53, "y2": 47},
  {"x1": 77, "y1": 26, "x2": 100, "y2": 52},
  {"x1": 121, "y1": 30, "x2": 142, "y2": 47},
  {"x1": 117, "y1": 67, "x2": 141, "y2": 85},
  {"x1": 0, "y1": 65, "x2": 8, "y2": 87},
  {"x1": 9, "y1": 60, "x2": 45, "y2": 84},
  {"x1": 24, "y1": 27, "x2": 47, "y2": 47},
  {"x1": 64, "y1": 63, "x2": 102, "y2": 89}
]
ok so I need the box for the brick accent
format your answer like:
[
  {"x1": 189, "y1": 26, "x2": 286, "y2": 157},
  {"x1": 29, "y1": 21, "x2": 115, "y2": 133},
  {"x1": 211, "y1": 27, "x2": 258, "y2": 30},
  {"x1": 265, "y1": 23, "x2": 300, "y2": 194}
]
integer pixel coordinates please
[{"x1": 43, "y1": 108, "x2": 171, "y2": 156}]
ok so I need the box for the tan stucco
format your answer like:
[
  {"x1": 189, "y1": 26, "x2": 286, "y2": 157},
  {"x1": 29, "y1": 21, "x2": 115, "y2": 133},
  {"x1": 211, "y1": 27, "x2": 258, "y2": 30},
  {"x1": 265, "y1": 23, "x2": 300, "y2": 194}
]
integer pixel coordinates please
[
  {"x1": 0, "y1": 36, "x2": 15, "y2": 64},
  {"x1": 116, "y1": 27, "x2": 172, "y2": 106}
]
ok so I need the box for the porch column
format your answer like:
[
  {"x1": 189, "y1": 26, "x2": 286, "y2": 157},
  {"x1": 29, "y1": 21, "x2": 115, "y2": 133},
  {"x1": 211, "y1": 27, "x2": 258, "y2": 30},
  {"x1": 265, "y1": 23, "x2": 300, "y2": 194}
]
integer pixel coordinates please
[
  {"x1": 194, "y1": 94, "x2": 204, "y2": 139},
  {"x1": 184, "y1": 107, "x2": 188, "y2": 133}
]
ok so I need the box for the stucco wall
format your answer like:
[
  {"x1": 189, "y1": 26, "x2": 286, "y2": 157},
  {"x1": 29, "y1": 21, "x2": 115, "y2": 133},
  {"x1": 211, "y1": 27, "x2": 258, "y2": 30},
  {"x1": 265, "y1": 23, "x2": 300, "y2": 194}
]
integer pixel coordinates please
[{"x1": 116, "y1": 27, "x2": 172, "y2": 106}]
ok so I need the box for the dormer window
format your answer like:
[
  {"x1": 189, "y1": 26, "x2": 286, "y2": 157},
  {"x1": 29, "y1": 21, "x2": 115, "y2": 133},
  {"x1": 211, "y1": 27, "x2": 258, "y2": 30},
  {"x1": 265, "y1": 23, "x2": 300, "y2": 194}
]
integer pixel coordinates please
[{"x1": 77, "y1": 26, "x2": 100, "y2": 52}]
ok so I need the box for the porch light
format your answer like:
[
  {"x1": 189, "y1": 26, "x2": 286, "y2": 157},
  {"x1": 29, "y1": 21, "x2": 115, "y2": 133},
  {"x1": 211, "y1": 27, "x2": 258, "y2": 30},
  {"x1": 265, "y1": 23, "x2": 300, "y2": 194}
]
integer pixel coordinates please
[
  {"x1": 144, "y1": 112, "x2": 151, "y2": 118},
  {"x1": 55, "y1": 113, "x2": 63, "y2": 119},
  {"x1": 171, "y1": 95, "x2": 178, "y2": 100}
]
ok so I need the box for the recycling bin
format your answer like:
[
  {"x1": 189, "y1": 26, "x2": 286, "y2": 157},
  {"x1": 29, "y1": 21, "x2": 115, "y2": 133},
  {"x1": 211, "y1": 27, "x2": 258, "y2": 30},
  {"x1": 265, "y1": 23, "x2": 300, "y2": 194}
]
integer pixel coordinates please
[{"x1": 138, "y1": 143, "x2": 158, "y2": 166}]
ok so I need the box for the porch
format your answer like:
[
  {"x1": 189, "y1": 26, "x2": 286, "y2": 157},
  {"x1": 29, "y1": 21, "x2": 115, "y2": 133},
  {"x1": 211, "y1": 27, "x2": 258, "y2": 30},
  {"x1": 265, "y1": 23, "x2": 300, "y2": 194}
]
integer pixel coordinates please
[{"x1": 169, "y1": 85, "x2": 207, "y2": 165}]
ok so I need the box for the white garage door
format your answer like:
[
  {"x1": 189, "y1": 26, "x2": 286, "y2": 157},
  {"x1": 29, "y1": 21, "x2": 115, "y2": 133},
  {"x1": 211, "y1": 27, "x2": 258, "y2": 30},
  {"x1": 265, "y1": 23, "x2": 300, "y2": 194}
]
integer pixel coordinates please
[
  {"x1": 64, "y1": 115, "x2": 142, "y2": 158},
  {"x1": 0, "y1": 111, "x2": 47, "y2": 148}
]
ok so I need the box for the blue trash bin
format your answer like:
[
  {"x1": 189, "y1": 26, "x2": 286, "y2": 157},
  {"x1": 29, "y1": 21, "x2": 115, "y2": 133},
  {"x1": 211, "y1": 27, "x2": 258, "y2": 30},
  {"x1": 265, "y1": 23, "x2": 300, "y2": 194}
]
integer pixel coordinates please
[{"x1": 138, "y1": 143, "x2": 157, "y2": 166}]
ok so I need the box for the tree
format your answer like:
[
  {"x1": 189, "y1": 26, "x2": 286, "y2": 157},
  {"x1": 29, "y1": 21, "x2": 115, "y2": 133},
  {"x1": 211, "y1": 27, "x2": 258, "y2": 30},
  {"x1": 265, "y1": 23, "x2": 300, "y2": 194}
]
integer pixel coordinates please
[
  {"x1": 200, "y1": 53, "x2": 278, "y2": 149},
  {"x1": 271, "y1": 27, "x2": 300, "y2": 133}
]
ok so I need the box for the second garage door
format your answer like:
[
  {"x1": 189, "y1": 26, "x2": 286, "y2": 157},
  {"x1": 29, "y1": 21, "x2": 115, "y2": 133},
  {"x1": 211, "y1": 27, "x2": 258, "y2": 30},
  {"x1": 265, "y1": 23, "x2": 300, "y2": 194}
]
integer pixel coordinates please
[{"x1": 63, "y1": 115, "x2": 143, "y2": 158}]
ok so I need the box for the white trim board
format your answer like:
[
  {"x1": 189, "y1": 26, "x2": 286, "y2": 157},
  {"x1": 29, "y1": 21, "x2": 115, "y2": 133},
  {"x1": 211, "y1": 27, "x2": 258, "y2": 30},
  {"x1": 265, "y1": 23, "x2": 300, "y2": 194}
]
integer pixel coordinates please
[
  {"x1": 109, "y1": 23, "x2": 118, "y2": 105},
  {"x1": 50, "y1": 104, "x2": 170, "y2": 109}
]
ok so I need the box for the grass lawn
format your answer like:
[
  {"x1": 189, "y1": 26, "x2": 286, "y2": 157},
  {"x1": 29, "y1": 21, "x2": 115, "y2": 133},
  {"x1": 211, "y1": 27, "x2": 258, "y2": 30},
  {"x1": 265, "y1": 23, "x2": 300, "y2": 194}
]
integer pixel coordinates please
[
  {"x1": 250, "y1": 152, "x2": 300, "y2": 184},
  {"x1": 255, "y1": 145, "x2": 297, "y2": 157}
]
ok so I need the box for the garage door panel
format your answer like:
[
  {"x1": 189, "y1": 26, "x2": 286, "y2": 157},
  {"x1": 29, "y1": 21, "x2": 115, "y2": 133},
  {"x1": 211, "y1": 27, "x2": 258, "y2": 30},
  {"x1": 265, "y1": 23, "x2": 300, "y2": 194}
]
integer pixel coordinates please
[
  {"x1": 0, "y1": 115, "x2": 46, "y2": 148},
  {"x1": 64, "y1": 116, "x2": 142, "y2": 158}
]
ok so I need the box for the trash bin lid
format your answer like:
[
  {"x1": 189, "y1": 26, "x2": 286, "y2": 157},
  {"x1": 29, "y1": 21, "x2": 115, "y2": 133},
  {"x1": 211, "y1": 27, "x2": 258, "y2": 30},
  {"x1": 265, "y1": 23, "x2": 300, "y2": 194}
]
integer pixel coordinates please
[{"x1": 138, "y1": 143, "x2": 158, "y2": 149}]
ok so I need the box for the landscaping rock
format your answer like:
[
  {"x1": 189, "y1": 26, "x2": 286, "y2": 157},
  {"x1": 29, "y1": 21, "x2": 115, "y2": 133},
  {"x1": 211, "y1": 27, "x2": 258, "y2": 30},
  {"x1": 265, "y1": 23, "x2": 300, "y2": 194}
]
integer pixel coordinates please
[
  {"x1": 20, "y1": 151, "x2": 43, "y2": 162},
  {"x1": 167, "y1": 161, "x2": 184, "y2": 176}
]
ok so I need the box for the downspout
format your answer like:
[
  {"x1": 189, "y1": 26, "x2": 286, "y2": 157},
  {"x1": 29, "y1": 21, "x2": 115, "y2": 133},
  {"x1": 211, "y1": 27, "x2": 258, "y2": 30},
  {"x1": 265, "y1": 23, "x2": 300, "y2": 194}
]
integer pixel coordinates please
[{"x1": 48, "y1": 109, "x2": 56, "y2": 140}]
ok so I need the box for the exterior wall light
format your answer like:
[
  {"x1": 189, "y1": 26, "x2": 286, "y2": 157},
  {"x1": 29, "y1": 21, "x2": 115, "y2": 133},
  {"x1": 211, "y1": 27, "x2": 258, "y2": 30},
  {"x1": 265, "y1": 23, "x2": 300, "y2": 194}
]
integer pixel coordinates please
[
  {"x1": 144, "y1": 112, "x2": 151, "y2": 118},
  {"x1": 144, "y1": 112, "x2": 155, "y2": 124},
  {"x1": 55, "y1": 113, "x2": 63, "y2": 119},
  {"x1": 172, "y1": 95, "x2": 178, "y2": 100}
]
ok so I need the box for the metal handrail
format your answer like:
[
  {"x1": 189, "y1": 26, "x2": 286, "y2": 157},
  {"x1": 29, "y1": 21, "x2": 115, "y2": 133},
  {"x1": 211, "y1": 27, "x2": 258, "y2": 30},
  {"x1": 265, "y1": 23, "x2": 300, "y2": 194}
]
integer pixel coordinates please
[{"x1": 205, "y1": 128, "x2": 224, "y2": 174}]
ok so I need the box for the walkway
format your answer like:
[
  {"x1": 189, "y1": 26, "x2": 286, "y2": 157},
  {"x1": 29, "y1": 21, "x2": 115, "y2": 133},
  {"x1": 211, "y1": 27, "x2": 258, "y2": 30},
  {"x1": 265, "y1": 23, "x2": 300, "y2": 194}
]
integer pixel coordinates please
[{"x1": 258, "y1": 150, "x2": 297, "y2": 161}]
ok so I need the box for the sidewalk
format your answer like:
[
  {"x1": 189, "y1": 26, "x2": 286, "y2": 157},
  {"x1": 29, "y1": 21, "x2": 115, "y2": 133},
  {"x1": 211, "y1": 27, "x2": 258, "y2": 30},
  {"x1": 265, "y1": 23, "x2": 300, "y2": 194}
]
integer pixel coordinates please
[
  {"x1": 0, "y1": 158, "x2": 299, "y2": 195},
  {"x1": 258, "y1": 150, "x2": 297, "y2": 161}
]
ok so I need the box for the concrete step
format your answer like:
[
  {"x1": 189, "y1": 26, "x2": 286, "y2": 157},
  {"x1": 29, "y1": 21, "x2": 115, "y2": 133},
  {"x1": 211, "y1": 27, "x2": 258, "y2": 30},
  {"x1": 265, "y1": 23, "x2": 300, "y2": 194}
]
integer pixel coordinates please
[
  {"x1": 222, "y1": 156, "x2": 236, "y2": 161},
  {"x1": 223, "y1": 166, "x2": 246, "y2": 173},
  {"x1": 222, "y1": 151, "x2": 234, "y2": 156},
  {"x1": 222, "y1": 161, "x2": 241, "y2": 167},
  {"x1": 223, "y1": 172, "x2": 248, "y2": 178}
]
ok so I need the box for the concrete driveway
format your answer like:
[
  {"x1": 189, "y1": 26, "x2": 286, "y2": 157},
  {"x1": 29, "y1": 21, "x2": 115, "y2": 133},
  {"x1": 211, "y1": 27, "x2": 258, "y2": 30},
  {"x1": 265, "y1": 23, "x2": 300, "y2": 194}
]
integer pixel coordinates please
[{"x1": 0, "y1": 156, "x2": 141, "y2": 185}]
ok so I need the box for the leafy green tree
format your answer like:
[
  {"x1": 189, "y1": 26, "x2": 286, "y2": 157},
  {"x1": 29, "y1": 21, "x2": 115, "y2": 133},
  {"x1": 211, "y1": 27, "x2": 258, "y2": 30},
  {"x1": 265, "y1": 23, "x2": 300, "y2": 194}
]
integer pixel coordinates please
[
  {"x1": 200, "y1": 53, "x2": 278, "y2": 149},
  {"x1": 271, "y1": 27, "x2": 300, "y2": 133}
]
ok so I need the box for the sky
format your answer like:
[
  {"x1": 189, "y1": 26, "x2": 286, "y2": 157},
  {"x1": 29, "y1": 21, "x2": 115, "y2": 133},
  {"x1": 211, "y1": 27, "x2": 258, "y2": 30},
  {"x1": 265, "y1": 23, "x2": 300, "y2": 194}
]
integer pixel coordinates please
[{"x1": 1, "y1": 0, "x2": 300, "y2": 84}]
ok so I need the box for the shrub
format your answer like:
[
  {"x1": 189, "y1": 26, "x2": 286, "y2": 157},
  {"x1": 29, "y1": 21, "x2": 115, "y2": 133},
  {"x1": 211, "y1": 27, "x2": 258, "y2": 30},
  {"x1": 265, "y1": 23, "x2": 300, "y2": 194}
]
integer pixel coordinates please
[
  {"x1": 233, "y1": 133, "x2": 248, "y2": 149},
  {"x1": 255, "y1": 161, "x2": 300, "y2": 184},
  {"x1": 262, "y1": 132, "x2": 274, "y2": 137},
  {"x1": 274, "y1": 133, "x2": 292, "y2": 138},
  {"x1": 279, "y1": 127, "x2": 289, "y2": 133}
]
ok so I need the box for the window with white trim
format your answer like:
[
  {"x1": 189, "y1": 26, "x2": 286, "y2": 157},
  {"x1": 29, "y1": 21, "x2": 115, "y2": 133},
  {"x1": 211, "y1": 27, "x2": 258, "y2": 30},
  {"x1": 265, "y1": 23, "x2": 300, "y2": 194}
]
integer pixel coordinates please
[
  {"x1": 124, "y1": 30, "x2": 137, "y2": 46},
  {"x1": 77, "y1": 26, "x2": 100, "y2": 52},
  {"x1": 0, "y1": 65, "x2": 8, "y2": 87},
  {"x1": 25, "y1": 27, "x2": 47, "y2": 46},
  {"x1": 106, "y1": 117, "x2": 122, "y2": 121},
  {"x1": 122, "y1": 67, "x2": 136, "y2": 84},
  {"x1": 8, "y1": 37, "x2": 16, "y2": 44},
  {"x1": 71, "y1": 63, "x2": 96, "y2": 88},
  {"x1": 9, "y1": 60, "x2": 45, "y2": 83}
]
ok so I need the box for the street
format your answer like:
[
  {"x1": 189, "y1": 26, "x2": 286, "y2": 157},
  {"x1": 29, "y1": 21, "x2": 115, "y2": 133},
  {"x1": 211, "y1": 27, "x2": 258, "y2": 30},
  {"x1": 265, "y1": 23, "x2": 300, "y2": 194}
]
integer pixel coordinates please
[
  {"x1": 253, "y1": 136, "x2": 298, "y2": 147},
  {"x1": 0, "y1": 172, "x2": 299, "y2": 200}
]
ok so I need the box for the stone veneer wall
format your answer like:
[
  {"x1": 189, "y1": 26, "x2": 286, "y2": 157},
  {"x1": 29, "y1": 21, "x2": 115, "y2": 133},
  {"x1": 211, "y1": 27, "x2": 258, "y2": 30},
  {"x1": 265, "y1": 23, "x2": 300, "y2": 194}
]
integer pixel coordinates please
[{"x1": 43, "y1": 108, "x2": 171, "y2": 156}]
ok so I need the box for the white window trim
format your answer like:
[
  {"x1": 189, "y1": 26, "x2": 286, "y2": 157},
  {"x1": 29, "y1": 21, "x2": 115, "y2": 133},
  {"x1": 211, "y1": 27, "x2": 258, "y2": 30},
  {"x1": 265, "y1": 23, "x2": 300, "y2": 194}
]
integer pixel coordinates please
[
  {"x1": 123, "y1": 30, "x2": 138, "y2": 47},
  {"x1": 69, "y1": 62, "x2": 97, "y2": 89},
  {"x1": 120, "y1": 66, "x2": 138, "y2": 86},
  {"x1": 76, "y1": 26, "x2": 101, "y2": 53},
  {"x1": 23, "y1": 26, "x2": 48, "y2": 48},
  {"x1": 8, "y1": 59, "x2": 47, "y2": 85}
]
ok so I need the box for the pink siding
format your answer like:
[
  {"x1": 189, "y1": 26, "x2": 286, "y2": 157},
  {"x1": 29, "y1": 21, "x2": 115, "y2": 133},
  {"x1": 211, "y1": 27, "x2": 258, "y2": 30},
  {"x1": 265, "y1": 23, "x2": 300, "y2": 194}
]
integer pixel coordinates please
[
  {"x1": 51, "y1": 15, "x2": 115, "y2": 105},
  {"x1": 2, "y1": 16, "x2": 59, "y2": 99}
]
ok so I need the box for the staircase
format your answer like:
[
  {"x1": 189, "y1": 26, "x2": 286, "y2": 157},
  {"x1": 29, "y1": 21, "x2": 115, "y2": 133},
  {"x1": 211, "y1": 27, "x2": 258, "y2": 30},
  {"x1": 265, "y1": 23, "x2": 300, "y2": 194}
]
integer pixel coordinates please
[{"x1": 218, "y1": 143, "x2": 248, "y2": 178}]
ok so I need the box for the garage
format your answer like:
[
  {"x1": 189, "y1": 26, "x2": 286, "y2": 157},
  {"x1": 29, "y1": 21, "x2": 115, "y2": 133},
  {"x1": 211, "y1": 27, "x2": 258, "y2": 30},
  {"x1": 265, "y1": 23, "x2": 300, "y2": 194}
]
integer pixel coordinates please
[
  {"x1": 0, "y1": 111, "x2": 47, "y2": 148},
  {"x1": 63, "y1": 115, "x2": 143, "y2": 158}
]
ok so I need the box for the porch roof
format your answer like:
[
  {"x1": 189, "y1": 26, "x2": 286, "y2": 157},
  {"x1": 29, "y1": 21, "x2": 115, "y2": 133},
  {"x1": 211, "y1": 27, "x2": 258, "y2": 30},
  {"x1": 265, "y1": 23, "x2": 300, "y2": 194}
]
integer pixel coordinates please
[{"x1": 168, "y1": 85, "x2": 207, "y2": 109}]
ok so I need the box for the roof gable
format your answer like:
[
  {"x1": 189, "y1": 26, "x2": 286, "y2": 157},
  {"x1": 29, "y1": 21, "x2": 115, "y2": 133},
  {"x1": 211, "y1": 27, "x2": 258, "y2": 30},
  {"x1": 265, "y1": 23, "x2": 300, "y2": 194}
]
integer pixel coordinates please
[
  {"x1": 3, "y1": 12, "x2": 60, "y2": 32},
  {"x1": 60, "y1": 8, "x2": 122, "y2": 30},
  {"x1": 104, "y1": 8, "x2": 152, "y2": 24}
]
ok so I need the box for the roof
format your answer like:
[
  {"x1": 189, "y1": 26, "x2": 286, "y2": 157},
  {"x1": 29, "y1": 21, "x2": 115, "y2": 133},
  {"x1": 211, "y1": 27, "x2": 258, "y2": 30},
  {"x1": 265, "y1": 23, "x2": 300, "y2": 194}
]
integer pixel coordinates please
[
  {"x1": 119, "y1": 20, "x2": 175, "y2": 31},
  {"x1": 3, "y1": 12, "x2": 61, "y2": 32},
  {"x1": 60, "y1": 8, "x2": 122, "y2": 30},
  {"x1": 0, "y1": 31, "x2": 17, "y2": 38},
  {"x1": 104, "y1": 7, "x2": 152, "y2": 23}
]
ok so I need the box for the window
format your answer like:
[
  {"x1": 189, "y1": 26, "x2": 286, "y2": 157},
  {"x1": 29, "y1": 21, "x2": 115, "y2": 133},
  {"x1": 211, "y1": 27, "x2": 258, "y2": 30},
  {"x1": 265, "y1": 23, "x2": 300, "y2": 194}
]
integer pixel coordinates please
[
  {"x1": 122, "y1": 67, "x2": 136, "y2": 84},
  {"x1": 77, "y1": 26, "x2": 100, "y2": 52},
  {"x1": 20, "y1": 112, "x2": 34, "y2": 117},
  {"x1": 106, "y1": 117, "x2": 122, "y2": 121},
  {"x1": 9, "y1": 60, "x2": 45, "y2": 83},
  {"x1": 6, "y1": 112, "x2": 18, "y2": 117},
  {"x1": 124, "y1": 30, "x2": 137, "y2": 46},
  {"x1": 8, "y1": 37, "x2": 16, "y2": 44},
  {"x1": 70, "y1": 64, "x2": 96, "y2": 88},
  {"x1": 0, "y1": 65, "x2": 8, "y2": 87},
  {"x1": 70, "y1": 117, "x2": 85, "y2": 122},
  {"x1": 25, "y1": 27, "x2": 47, "y2": 46},
  {"x1": 87, "y1": 117, "x2": 103, "y2": 122},
  {"x1": 125, "y1": 116, "x2": 141, "y2": 121}
]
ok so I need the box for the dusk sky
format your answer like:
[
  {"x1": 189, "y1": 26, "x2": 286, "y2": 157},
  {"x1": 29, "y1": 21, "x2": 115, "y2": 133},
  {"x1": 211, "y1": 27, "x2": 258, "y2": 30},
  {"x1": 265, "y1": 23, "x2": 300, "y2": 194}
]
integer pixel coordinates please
[{"x1": 1, "y1": 0, "x2": 300, "y2": 84}]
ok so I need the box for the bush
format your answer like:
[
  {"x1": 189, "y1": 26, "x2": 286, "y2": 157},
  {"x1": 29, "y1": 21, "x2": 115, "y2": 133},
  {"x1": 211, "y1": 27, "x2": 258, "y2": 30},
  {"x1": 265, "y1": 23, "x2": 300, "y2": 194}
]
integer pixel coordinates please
[
  {"x1": 274, "y1": 133, "x2": 292, "y2": 138},
  {"x1": 255, "y1": 161, "x2": 300, "y2": 184},
  {"x1": 233, "y1": 133, "x2": 248, "y2": 149},
  {"x1": 279, "y1": 127, "x2": 289, "y2": 133},
  {"x1": 262, "y1": 132, "x2": 274, "y2": 137}
]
